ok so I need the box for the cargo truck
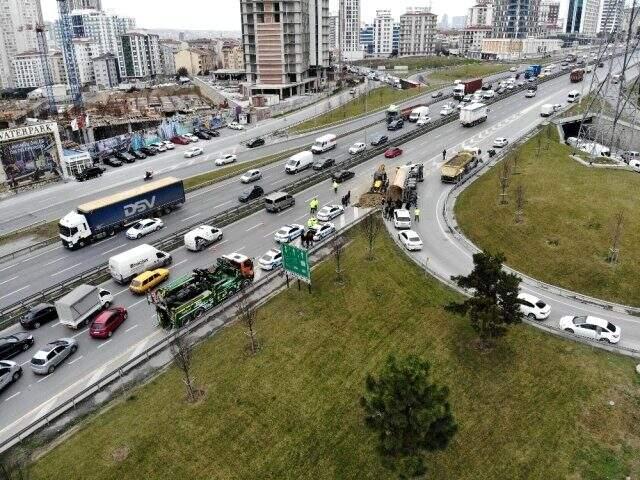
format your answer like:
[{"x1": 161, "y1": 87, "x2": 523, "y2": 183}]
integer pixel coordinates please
[
  {"x1": 570, "y1": 68, "x2": 585, "y2": 83},
  {"x1": 386, "y1": 163, "x2": 423, "y2": 208},
  {"x1": 453, "y1": 78, "x2": 482, "y2": 100},
  {"x1": 152, "y1": 253, "x2": 254, "y2": 329},
  {"x1": 59, "y1": 177, "x2": 185, "y2": 250},
  {"x1": 55, "y1": 284, "x2": 113, "y2": 329},
  {"x1": 440, "y1": 151, "x2": 479, "y2": 183},
  {"x1": 524, "y1": 64, "x2": 542, "y2": 79},
  {"x1": 460, "y1": 103, "x2": 488, "y2": 127},
  {"x1": 386, "y1": 103, "x2": 427, "y2": 123}
]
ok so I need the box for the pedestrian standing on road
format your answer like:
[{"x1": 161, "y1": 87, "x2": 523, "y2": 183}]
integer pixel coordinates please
[
  {"x1": 346, "y1": 190, "x2": 351, "y2": 205},
  {"x1": 442, "y1": 149, "x2": 447, "y2": 161},
  {"x1": 333, "y1": 180, "x2": 339, "y2": 194},
  {"x1": 414, "y1": 207, "x2": 420, "y2": 223}
]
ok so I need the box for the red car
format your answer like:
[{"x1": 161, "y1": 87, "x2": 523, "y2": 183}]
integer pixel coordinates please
[
  {"x1": 89, "y1": 307, "x2": 128, "y2": 339},
  {"x1": 384, "y1": 147, "x2": 403, "y2": 158},
  {"x1": 171, "y1": 135, "x2": 190, "y2": 145}
]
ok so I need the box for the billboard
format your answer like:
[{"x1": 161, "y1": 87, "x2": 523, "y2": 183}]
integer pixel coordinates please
[{"x1": 0, "y1": 123, "x2": 64, "y2": 188}]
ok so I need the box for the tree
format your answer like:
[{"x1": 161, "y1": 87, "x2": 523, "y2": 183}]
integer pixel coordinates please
[
  {"x1": 607, "y1": 211, "x2": 624, "y2": 263},
  {"x1": 361, "y1": 354, "x2": 457, "y2": 478},
  {"x1": 448, "y1": 251, "x2": 523, "y2": 348},
  {"x1": 498, "y1": 159, "x2": 511, "y2": 205},
  {"x1": 514, "y1": 184, "x2": 526, "y2": 224},
  {"x1": 176, "y1": 67, "x2": 189, "y2": 79},
  {"x1": 236, "y1": 291, "x2": 259, "y2": 355},
  {"x1": 170, "y1": 334, "x2": 200, "y2": 403},
  {"x1": 331, "y1": 236, "x2": 345, "y2": 282},
  {"x1": 361, "y1": 212, "x2": 383, "y2": 260}
]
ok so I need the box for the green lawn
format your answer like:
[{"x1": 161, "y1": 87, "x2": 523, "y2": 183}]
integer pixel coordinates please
[
  {"x1": 456, "y1": 125, "x2": 640, "y2": 306},
  {"x1": 290, "y1": 86, "x2": 428, "y2": 134},
  {"x1": 30, "y1": 223, "x2": 640, "y2": 480},
  {"x1": 353, "y1": 56, "x2": 479, "y2": 72},
  {"x1": 428, "y1": 63, "x2": 508, "y2": 83}
]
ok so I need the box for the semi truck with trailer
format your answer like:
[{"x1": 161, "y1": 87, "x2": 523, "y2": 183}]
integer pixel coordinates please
[
  {"x1": 55, "y1": 284, "x2": 113, "y2": 329},
  {"x1": 386, "y1": 103, "x2": 427, "y2": 123},
  {"x1": 387, "y1": 163, "x2": 424, "y2": 208},
  {"x1": 440, "y1": 151, "x2": 479, "y2": 183},
  {"x1": 152, "y1": 253, "x2": 254, "y2": 329},
  {"x1": 460, "y1": 103, "x2": 488, "y2": 127},
  {"x1": 453, "y1": 78, "x2": 482, "y2": 100},
  {"x1": 59, "y1": 177, "x2": 185, "y2": 250}
]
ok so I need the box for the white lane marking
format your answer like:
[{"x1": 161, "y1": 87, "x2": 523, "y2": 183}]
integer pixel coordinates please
[
  {"x1": 50, "y1": 321, "x2": 61, "y2": 328},
  {"x1": 129, "y1": 338, "x2": 150, "y2": 360},
  {"x1": 34, "y1": 397, "x2": 57, "y2": 417},
  {"x1": 97, "y1": 339, "x2": 112, "y2": 349},
  {"x1": 129, "y1": 298, "x2": 147, "y2": 308},
  {"x1": 0, "y1": 264, "x2": 18, "y2": 272},
  {"x1": 19, "y1": 245, "x2": 63, "y2": 262},
  {"x1": 174, "y1": 259, "x2": 187, "y2": 267},
  {"x1": 51, "y1": 262, "x2": 83, "y2": 277},
  {"x1": 214, "y1": 201, "x2": 232, "y2": 209},
  {"x1": 236, "y1": 246, "x2": 246, "y2": 252},
  {"x1": 246, "y1": 222, "x2": 263, "y2": 232},
  {"x1": 0, "y1": 285, "x2": 30, "y2": 301},
  {"x1": 0, "y1": 276, "x2": 18, "y2": 286},
  {"x1": 67, "y1": 355, "x2": 83, "y2": 365},
  {"x1": 181, "y1": 213, "x2": 201, "y2": 222},
  {"x1": 102, "y1": 243, "x2": 127, "y2": 255},
  {"x1": 43, "y1": 257, "x2": 65, "y2": 266},
  {"x1": 264, "y1": 228, "x2": 280, "y2": 238},
  {"x1": 125, "y1": 324, "x2": 138, "y2": 333},
  {"x1": 113, "y1": 287, "x2": 130, "y2": 297},
  {"x1": 295, "y1": 214, "x2": 308, "y2": 221},
  {"x1": 36, "y1": 375, "x2": 51, "y2": 384},
  {"x1": 4, "y1": 392, "x2": 20, "y2": 402},
  {"x1": 72, "y1": 328, "x2": 89, "y2": 338},
  {"x1": 86, "y1": 366, "x2": 107, "y2": 388},
  {"x1": 270, "y1": 178, "x2": 288, "y2": 186}
]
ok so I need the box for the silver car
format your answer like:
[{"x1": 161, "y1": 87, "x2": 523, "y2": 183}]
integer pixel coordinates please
[
  {"x1": 0, "y1": 360, "x2": 22, "y2": 391},
  {"x1": 30, "y1": 338, "x2": 78, "y2": 375}
]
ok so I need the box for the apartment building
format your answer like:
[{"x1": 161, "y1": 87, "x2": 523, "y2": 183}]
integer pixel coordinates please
[
  {"x1": 599, "y1": 0, "x2": 624, "y2": 35},
  {"x1": 461, "y1": 27, "x2": 492, "y2": 58},
  {"x1": 467, "y1": 2, "x2": 494, "y2": 27},
  {"x1": 340, "y1": 0, "x2": 363, "y2": 60},
  {"x1": 68, "y1": 0, "x2": 102, "y2": 9},
  {"x1": 92, "y1": 52, "x2": 119, "y2": 88},
  {"x1": 539, "y1": 0, "x2": 560, "y2": 31},
  {"x1": 565, "y1": 0, "x2": 601, "y2": 36},
  {"x1": 72, "y1": 37, "x2": 99, "y2": 85},
  {"x1": 399, "y1": 7, "x2": 437, "y2": 56},
  {"x1": 0, "y1": 0, "x2": 42, "y2": 89},
  {"x1": 174, "y1": 48, "x2": 215, "y2": 76},
  {"x1": 117, "y1": 31, "x2": 161, "y2": 80},
  {"x1": 492, "y1": 0, "x2": 542, "y2": 38},
  {"x1": 373, "y1": 10, "x2": 394, "y2": 56},
  {"x1": 222, "y1": 44, "x2": 244, "y2": 70}
]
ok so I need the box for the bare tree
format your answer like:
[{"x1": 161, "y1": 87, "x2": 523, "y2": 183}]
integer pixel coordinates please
[
  {"x1": 608, "y1": 211, "x2": 625, "y2": 263},
  {"x1": 170, "y1": 334, "x2": 199, "y2": 403},
  {"x1": 498, "y1": 159, "x2": 511, "y2": 205},
  {"x1": 236, "y1": 292, "x2": 259, "y2": 355},
  {"x1": 0, "y1": 457, "x2": 31, "y2": 480},
  {"x1": 361, "y1": 212, "x2": 383, "y2": 260},
  {"x1": 511, "y1": 150, "x2": 520, "y2": 175},
  {"x1": 332, "y1": 236, "x2": 345, "y2": 282},
  {"x1": 514, "y1": 184, "x2": 526, "y2": 224},
  {"x1": 536, "y1": 133, "x2": 542, "y2": 156}
]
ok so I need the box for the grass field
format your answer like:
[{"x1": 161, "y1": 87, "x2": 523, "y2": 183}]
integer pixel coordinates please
[
  {"x1": 30, "y1": 224, "x2": 640, "y2": 480},
  {"x1": 428, "y1": 63, "x2": 508, "y2": 83},
  {"x1": 353, "y1": 56, "x2": 479, "y2": 71},
  {"x1": 456, "y1": 125, "x2": 640, "y2": 306},
  {"x1": 290, "y1": 86, "x2": 428, "y2": 133},
  {"x1": 0, "y1": 220, "x2": 59, "y2": 247}
]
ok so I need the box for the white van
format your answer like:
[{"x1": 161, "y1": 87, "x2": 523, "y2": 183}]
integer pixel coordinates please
[
  {"x1": 540, "y1": 104, "x2": 554, "y2": 116},
  {"x1": 567, "y1": 90, "x2": 581, "y2": 103},
  {"x1": 311, "y1": 134, "x2": 337, "y2": 154},
  {"x1": 393, "y1": 209, "x2": 412, "y2": 229},
  {"x1": 409, "y1": 106, "x2": 430, "y2": 122},
  {"x1": 285, "y1": 151, "x2": 314, "y2": 174},
  {"x1": 108, "y1": 244, "x2": 172, "y2": 284}
]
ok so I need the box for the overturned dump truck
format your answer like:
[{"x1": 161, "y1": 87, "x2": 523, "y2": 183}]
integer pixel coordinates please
[
  {"x1": 387, "y1": 163, "x2": 424, "y2": 208},
  {"x1": 440, "y1": 151, "x2": 479, "y2": 183},
  {"x1": 152, "y1": 254, "x2": 254, "y2": 329}
]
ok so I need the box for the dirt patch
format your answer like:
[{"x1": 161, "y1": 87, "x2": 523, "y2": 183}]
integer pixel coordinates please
[
  {"x1": 355, "y1": 193, "x2": 384, "y2": 208},
  {"x1": 110, "y1": 446, "x2": 130, "y2": 463}
]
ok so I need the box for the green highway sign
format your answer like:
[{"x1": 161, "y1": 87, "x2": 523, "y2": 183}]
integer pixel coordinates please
[{"x1": 281, "y1": 243, "x2": 311, "y2": 284}]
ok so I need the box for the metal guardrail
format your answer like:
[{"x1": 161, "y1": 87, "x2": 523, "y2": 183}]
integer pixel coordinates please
[
  {"x1": 0, "y1": 65, "x2": 576, "y2": 329},
  {"x1": 0, "y1": 208, "x2": 377, "y2": 455}
]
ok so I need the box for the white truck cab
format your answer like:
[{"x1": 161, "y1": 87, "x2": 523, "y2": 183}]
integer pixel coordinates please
[{"x1": 59, "y1": 212, "x2": 92, "y2": 249}]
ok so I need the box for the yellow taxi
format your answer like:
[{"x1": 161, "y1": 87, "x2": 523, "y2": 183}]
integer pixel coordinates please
[{"x1": 129, "y1": 268, "x2": 170, "y2": 294}]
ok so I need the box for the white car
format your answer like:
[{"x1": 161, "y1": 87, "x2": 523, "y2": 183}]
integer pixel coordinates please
[
  {"x1": 309, "y1": 222, "x2": 336, "y2": 241},
  {"x1": 162, "y1": 141, "x2": 175, "y2": 150},
  {"x1": 493, "y1": 137, "x2": 509, "y2": 148},
  {"x1": 228, "y1": 122, "x2": 244, "y2": 130},
  {"x1": 393, "y1": 209, "x2": 412, "y2": 229},
  {"x1": 509, "y1": 66, "x2": 517, "y2": 72},
  {"x1": 274, "y1": 224, "x2": 304, "y2": 243},
  {"x1": 126, "y1": 218, "x2": 164, "y2": 240},
  {"x1": 416, "y1": 116, "x2": 431, "y2": 126},
  {"x1": 482, "y1": 90, "x2": 495, "y2": 99},
  {"x1": 240, "y1": 169, "x2": 262, "y2": 183},
  {"x1": 506, "y1": 83, "x2": 515, "y2": 90},
  {"x1": 184, "y1": 134, "x2": 199, "y2": 143},
  {"x1": 183, "y1": 225, "x2": 223, "y2": 251},
  {"x1": 559, "y1": 315, "x2": 621, "y2": 344},
  {"x1": 215, "y1": 153, "x2": 237, "y2": 166},
  {"x1": 316, "y1": 204, "x2": 344, "y2": 222},
  {"x1": 349, "y1": 142, "x2": 366, "y2": 155},
  {"x1": 184, "y1": 147, "x2": 203, "y2": 158},
  {"x1": 525, "y1": 89, "x2": 537, "y2": 98},
  {"x1": 629, "y1": 159, "x2": 640, "y2": 172},
  {"x1": 518, "y1": 293, "x2": 551, "y2": 320},
  {"x1": 399, "y1": 230, "x2": 423, "y2": 251},
  {"x1": 149, "y1": 142, "x2": 167, "y2": 152},
  {"x1": 440, "y1": 105, "x2": 454, "y2": 116},
  {"x1": 259, "y1": 249, "x2": 283, "y2": 270},
  {"x1": 0, "y1": 360, "x2": 21, "y2": 391}
]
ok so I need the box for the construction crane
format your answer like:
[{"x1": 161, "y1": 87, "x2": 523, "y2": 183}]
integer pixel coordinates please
[
  {"x1": 35, "y1": 24, "x2": 57, "y2": 115},
  {"x1": 57, "y1": 0, "x2": 83, "y2": 110}
]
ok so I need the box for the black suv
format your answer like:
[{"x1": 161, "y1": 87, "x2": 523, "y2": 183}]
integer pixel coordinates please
[
  {"x1": 20, "y1": 303, "x2": 58, "y2": 329},
  {"x1": 247, "y1": 137, "x2": 265, "y2": 148},
  {"x1": 129, "y1": 150, "x2": 147, "y2": 160},
  {"x1": 103, "y1": 157, "x2": 123, "y2": 168},
  {"x1": 0, "y1": 333, "x2": 34, "y2": 360},
  {"x1": 75, "y1": 165, "x2": 105, "y2": 182},
  {"x1": 200, "y1": 127, "x2": 220, "y2": 137},
  {"x1": 238, "y1": 185, "x2": 264, "y2": 203},
  {"x1": 139, "y1": 146, "x2": 158, "y2": 156},
  {"x1": 193, "y1": 130, "x2": 211, "y2": 140},
  {"x1": 115, "y1": 151, "x2": 136, "y2": 163},
  {"x1": 312, "y1": 158, "x2": 335, "y2": 171},
  {"x1": 387, "y1": 118, "x2": 404, "y2": 131},
  {"x1": 371, "y1": 135, "x2": 389, "y2": 146}
]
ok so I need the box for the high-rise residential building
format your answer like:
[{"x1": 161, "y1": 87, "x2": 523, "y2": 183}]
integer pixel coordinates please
[
  {"x1": 399, "y1": 7, "x2": 437, "y2": 56},
  {"x1": 117, "y1": 31, "x2": 161, "y2": 80},
  {"x1": 492, "y1": 0, "x2": 542, "y2": 38},
  {"x1": 539, "y1": 0, "x2": 560, "y2": 31},
  {"x1": 72, "y1": 37, "x2": 99, "y2": 85},
  {"x1": 599, "y1": 0, "x2": 625, "y2": 35},
  {"x1": 92, "y1": 53, "x2": 119, "y2": 88},
  {"x1": 565, "y1": 0, "x2": 600, "y2": 36},
  {"x1": 49, "y1": 51, "x2": 67, "y2": 85},
  {"x1": 467, "y1": 2, "x2": 494, "y2": 27},
  {"x1": 450, "y1": 16, "x2": 468, "y2": 29},
  {"x1": 360, "y1": 24, "x2": 374, "y2": 55},
  {"x1": 392, "y1": 23, "x2": 400, "y2": 54},
  {"x1": 461, "y1": 27, "x2": 492, "y2": 57},
  {"x1": 159, "y1": 42, "x2": 178, "y2": 76},
  {"x1": 439, "y1": 13, "x2": 449, "y2": 29},
  {"x1": 0, "y1": 0, "x2": 43, "y2": 89},
  {"x1": 240, "y1": 0, "x2": 329, "y2": 99},
  {"x1": 174, "y1": 48, "x2": 215, "y2": 76},
  {"x1": 373, "y1": 10, "x2": 394, "y2": 56},
  {"x1": 340, "y1": 0, "x2": 363, "y2": 60},
  {"x1": 69, "y1": 0, "x2": 102, "y2": 9},
  {"x1": 11, "y1": 49, "x2": 67, "y2": 89},
  {"x1": 329, "y1": 12, "x2": 340, "y2": 52},
  {"x1": 222, "y1": 44, "x2": 244, "y2": 70}
]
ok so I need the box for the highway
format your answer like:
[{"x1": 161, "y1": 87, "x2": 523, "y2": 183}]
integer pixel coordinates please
[{"x1": 0, "y1": 57, "x2": 635, "y2": 445}]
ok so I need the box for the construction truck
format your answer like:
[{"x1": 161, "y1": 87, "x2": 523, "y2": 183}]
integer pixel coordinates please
[
  {"x1": 387, "y1": 163, "x2": 424, "y2": 208},
  {"x1": 570, "y1": 68, "x2": 585, "y2": 83},
  {"x1": 440, "y1": 151, "x2": 479, "y2": 183},
  {"x1": 152, "y1": 253, "x2": 254, "y2": 329},
  {"x1": 370, "y1": 165, "x2": 389, "y2": 194}
]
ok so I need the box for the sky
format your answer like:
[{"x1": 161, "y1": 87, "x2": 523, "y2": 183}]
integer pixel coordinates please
[{"x1": 41, "y1": 0, "x2": 570, "y2": 30}]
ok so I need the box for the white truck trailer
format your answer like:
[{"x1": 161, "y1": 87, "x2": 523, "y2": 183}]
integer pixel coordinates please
[{"x1": 460, "y1": 103, "x2": 488, "y2": 127}]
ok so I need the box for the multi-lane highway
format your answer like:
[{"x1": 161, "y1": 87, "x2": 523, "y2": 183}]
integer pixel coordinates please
[{"x1": 0, "y1": 55, "x2": 634, "y2": 446}]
